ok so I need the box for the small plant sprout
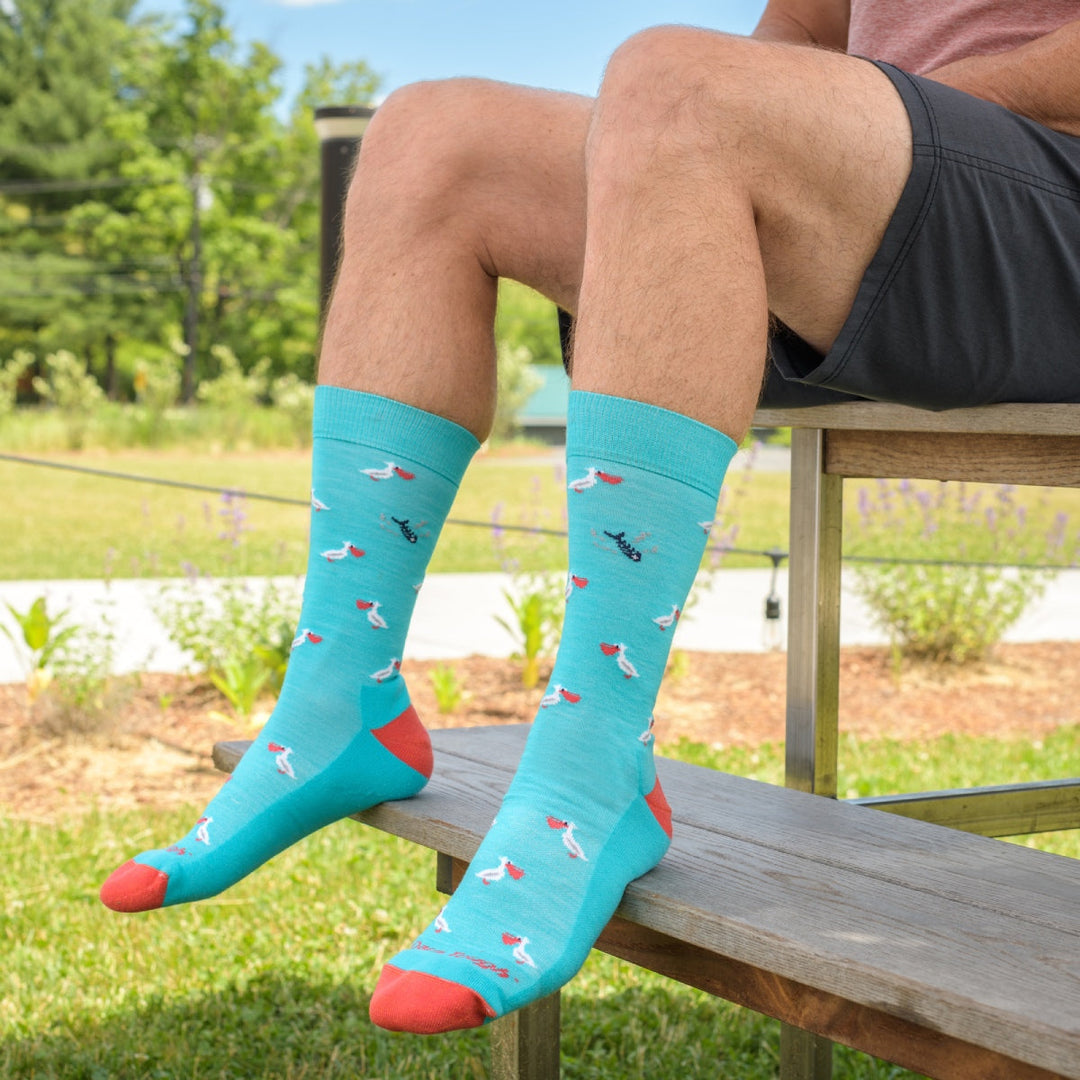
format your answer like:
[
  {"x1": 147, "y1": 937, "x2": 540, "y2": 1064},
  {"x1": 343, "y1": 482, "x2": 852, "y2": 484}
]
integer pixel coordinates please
[
  {"x1": 1, "y1": 596, "x2": 79, "y2": 701},
  {"x1": 490, "y1": 483, "x2": 566, "y2": 688},
  {"x1": 211, "y1": 655, "x2": 273, "y2": 728},
  {"x1": 429, "y1": 663, "x2": 466, "y2": 714},
  {"x1": 496, "y1": 576, "x2": 563, "y2": 689}
]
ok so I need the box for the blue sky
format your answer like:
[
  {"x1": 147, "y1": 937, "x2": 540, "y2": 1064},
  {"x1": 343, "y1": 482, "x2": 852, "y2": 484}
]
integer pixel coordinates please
[{"x1": 137, "y1": 0, "x2": 770, "y2": 110}]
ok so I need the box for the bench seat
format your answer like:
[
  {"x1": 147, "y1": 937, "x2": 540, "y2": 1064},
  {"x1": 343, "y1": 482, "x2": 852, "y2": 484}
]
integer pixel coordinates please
[{"x1": 214, "y1": 725, "x2": 1080, "y2": 1080}]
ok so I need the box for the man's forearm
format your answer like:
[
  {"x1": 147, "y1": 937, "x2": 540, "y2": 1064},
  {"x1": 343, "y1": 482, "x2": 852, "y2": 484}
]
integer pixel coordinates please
[{"x1": 926, "y1": 19, "x2": 1080, "y2": 136}]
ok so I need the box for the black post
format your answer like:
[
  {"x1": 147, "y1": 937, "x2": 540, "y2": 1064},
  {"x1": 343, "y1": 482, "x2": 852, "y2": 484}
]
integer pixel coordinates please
[{"x1": 314, "y1": 105, "x2": 375, "y2": 327}]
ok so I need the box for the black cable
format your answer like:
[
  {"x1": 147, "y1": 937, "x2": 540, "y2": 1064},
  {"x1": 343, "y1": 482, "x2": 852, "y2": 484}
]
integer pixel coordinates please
[
  {"x1": 0, "y1": 452, "x2": 567, "y2": 536},
  {"x1": 1, "y1": 450, "x2": 1076, "y2": 572}
]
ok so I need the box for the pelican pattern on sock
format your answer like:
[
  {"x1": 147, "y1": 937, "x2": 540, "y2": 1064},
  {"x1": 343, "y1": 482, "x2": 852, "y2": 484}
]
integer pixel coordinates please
[
  {"x1": 100, "y1": 387, "x2": 478, "y2": 912},
  {"x1": 370, "y1": 390, "x2": 736, "y2": 1033}
]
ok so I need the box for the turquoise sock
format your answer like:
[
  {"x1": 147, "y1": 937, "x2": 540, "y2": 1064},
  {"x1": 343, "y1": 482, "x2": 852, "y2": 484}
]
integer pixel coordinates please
[
  {"x1": 370, "y1": 390, "x2": 735, "y2": 1032},
  {"x1": 100, "y1": 387, "x2": 478, "y2": 912}
]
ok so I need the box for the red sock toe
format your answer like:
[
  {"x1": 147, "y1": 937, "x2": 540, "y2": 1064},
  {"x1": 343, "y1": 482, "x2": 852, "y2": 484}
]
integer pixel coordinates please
[
  {"x1": 369, "y1": 965, "x2": 496, "y2": 1034},
  {"x1": 100, "y1": 859, "x2": 169, "y2": 912}
]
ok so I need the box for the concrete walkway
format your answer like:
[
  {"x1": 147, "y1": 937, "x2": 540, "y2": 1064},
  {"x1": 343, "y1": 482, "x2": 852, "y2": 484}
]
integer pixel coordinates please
[{"x1": 2, "y1": 567, "x2": 1078, "y2": 682}]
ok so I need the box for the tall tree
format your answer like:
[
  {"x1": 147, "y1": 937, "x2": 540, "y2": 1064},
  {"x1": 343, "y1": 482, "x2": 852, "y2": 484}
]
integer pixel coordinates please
[
  {"x1": 0, "y1": 0, "x2": 145, "y2": 372},
  {"x1": 0, "y1": 0, "x2": 383, "y2": 395}
]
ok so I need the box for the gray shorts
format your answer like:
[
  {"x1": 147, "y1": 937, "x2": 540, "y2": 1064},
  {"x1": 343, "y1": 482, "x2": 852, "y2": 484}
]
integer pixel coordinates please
[{"x1": 766, "y1": 60, "x2": 1080, "y2": 410}]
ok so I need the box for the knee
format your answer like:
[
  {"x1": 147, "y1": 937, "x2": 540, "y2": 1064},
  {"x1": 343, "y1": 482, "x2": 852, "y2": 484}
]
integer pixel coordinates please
[
  {"x1": 343, "y1": 78, "x2": 505, "y2": 232},
  {"x1": 590, "y1": 26, "x2": 770, "y2": 168}
]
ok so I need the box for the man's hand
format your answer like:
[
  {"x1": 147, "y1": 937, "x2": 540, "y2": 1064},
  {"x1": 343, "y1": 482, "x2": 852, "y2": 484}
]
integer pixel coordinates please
[{"x1": 926, "y1": 19, "x2": 1080, "y2": 137}]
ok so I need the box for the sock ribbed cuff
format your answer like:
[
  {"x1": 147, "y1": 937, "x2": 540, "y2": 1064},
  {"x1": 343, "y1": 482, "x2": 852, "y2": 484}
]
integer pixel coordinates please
[
  {"x1": 313, "y1": 385, "x2": 480, "y2": 482},
  {"x1": 567, "y1": 391, "x2": 737, "y2": 497}
]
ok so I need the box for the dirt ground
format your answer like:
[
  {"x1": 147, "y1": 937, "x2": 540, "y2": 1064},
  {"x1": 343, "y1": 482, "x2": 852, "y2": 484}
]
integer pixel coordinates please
[{"x1": 2, "y1": 642, "x2": 1078, "y2": 824}]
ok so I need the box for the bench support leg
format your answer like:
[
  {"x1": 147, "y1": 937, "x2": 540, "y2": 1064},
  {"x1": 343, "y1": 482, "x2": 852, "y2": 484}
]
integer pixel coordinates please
[
  {"x1": 780, "y1": 1027, "x2": 833, "y2": 1080},
  {"x1": 781, "y1": 427, "x2": 842, "y2": 1080},
  {"x1": 784, "y1": 425, "x2": 842, "y2": 798},
  {"x1": 490, "y1": 992, "x2": 561, "y2": 1080},
  {"x1": 437, "y1": 853, "x2": 562, "y2": 1080}
]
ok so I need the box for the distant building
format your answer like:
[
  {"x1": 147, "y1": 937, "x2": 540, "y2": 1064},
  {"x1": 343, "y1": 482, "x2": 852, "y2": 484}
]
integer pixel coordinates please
[{"x1": 518, "y1": 365, "x2": 569, "y2": 445}]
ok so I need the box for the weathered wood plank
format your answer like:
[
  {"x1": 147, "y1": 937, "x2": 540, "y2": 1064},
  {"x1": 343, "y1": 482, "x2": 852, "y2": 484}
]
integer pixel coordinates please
[
  {"x1": 753, "y1": 402, "x2": 1080, "y2": 436},
  {"x1": 217, "y1": 730, "x2": 1080, "y2": 933},
  {"x1": 376, "y1": 728, "x2": 1080, "y2": 935},
  {"x1": 442, "y1": 854, "x2": 1062, "y2": 1080},
  {"x1": 595, "y1": 912, "x2": 1064, "y2": 1080},
  {"x1": 823, "y1": 429, "x2": 1080, "y2": 486},
  {"x1": 212, "y1": 729, "x2": 1080, "y2": 1078}
]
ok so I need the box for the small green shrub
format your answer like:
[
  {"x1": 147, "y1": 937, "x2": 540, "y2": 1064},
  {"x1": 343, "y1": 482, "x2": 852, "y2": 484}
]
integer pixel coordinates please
[
  {"x1": 196, "y1": 346, "x2": 271, "y2": 448},
  {"x1": 495, "y1": 573, "x2": 564, "y2": 688},
  {"x1": 30, "y1": 350, "x2": 105, "y2": 449},
  {"x1": 211, "y1": 653, "x2": 273, "y2": 724},
  {"x1": 490, "y1": 488, "x2": 565, "y2": 688},
  {"x1": 849, "y1": 480, "x2": 1078, "y2": 665},
  {"x1": 270, "y1": 372, "x2": 315, "y2": 448},
  {"x1": 492, "y1": 342, "x2": 542, "y2": 444},
  {"x1": 153, "y1": 492, "x2": 301, "y2": 713},
  {"x1": 0, "y1": 349, "x2": 33, "y2": 421},
  {"x1": 429, "y1": 663, "x2": 466, "y2": 714},
  {"x1": 1, "y1": 595, "x2": 78, "y2": 681},
  {"x1": 132, "y1": 346, "x2": 183, "y2": 444},
  {"x1": 25, "y1": 600, "x2": 126, "y2": 737},
  {"x1": 155, "y1": 576, "x2": 300, "y2": 688}
]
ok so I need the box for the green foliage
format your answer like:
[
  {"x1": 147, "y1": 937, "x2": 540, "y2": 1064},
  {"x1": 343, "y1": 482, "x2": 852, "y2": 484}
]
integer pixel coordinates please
[
  {"x1": 856, "y1": 562, "x2": 1048, "y2": 668},
  {"x1": 848, "y1": 480, "x2": 1079, "y2": 665},
  {"x1": 210, "y1": 653, "x2": 272, "y2": 723},
  {"x1": 151, "y1": 488, "x2": 301, "y2": 711},
  {"x1": 490, "y1": 477, "x2": 566, "y2": 686},
  {"x1": 495, "y1": 278, "x2": 563, "y2": 368},
  {"x1": 30, "y1": 349, "x2": 105, "y2": 447},
  {"x1": 1, "y1": 595, "x2": 78, "y2": 676},
  {"x1": 1, "y1": 594, "x2": 124, "y2": 733},
  {"x1": 133, "y1": 348, "x2": 183, "y2": 413},
  {"x1": 195, "y1": 345, "x2": 271, "y2": 447},
  {"x1": 196, "y1": 344, "x2": 270, "y2": 409},
  {"x1": 0, "y1": 0, "x2": 380, "y2": 387},
  {"x1": 495, "y1": 573, "x2": 564, "y2": 688},
  {"x1": 0, "y1": 350, "x2": 32, "y2": 419},
  {"x1": 132, "y1": 345, "x2": 183, "y2": 443},
  {"x1": 492, "y1": 341, "x2": 544, "y2": 444},
  {"x1": 155, "y1": 575, "x2": 299, "y2": 675},
  {"x1": 270, "y1": 371, "x2": 315, "y2": 447},
  {"x1": 33, "y1": 606, "x2": 125, "y2": 737},
  {"x1": 429, "y1": 663, "x2": 466, "y2": 714},
  {"x1": 155, "y1": 574, "x2": 299, "y2": 714}
]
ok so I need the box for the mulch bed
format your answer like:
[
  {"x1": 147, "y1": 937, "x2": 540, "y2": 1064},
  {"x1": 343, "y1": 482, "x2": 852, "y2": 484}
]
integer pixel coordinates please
[{"x1": 2, "y1": 641, "x2": 1077, "y2": 823}]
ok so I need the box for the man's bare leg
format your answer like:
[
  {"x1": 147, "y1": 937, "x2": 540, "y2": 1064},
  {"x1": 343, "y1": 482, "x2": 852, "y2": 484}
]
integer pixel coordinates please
[
  {"x1": 368, "y1": 28, "x2": 918, "y2": 1034},
  {"x1": 99, "y1": 81, "x2": 593, "y2": 915},
  {"x1": 573, "y1": 27, "x2": 912, "y2": 438},
  {"x1": 318, "y1": 79, "x2": 591, "y2": 440}
]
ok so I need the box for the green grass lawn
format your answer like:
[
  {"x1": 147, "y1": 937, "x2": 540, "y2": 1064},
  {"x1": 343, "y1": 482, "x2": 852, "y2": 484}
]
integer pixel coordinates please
[
  {"x1": 5, "y1": 446, "x2": 1080, "y2": 582},
  {"x1": 5, "y1": 729, "x2": 1076, "y2": 1080},
  {"x1": 0, "y1": 449, "x2": 794, "y2": 580}
]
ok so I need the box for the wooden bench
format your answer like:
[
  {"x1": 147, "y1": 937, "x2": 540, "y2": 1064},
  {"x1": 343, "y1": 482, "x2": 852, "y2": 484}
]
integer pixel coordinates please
[
  {"x1": 214, "y1": 724, "x2": 1080, "y2": 1080},
  {"x1": 215, "y1": 401, "x2": 1080, "y2": 1079}
]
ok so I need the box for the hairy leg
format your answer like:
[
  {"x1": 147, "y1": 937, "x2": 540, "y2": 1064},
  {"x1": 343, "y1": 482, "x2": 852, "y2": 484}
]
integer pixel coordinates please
[
  {"x1": 318, "y1": 78, "x2": 591, "y2": 439},
  {"x1": 369, "y1": 28, "x2": 919, "y2": 1034},
  {"x1": 573, "y1": 27, "x2": 913, "y2": 438}
]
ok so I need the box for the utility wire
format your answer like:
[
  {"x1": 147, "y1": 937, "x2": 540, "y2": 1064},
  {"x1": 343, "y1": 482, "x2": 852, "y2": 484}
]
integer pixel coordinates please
[
  {"x1": 0, "y1": 451, "x2": 562, "y2": 537},
  {"x1": 2, "y1": 450, "x2": 1076, "y2": 572},
  {"x1": 0, "y1": 175, "x2": 306, "y2": 196}
]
